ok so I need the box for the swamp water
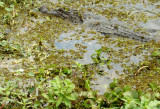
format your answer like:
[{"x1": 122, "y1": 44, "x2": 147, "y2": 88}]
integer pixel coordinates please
[{"x1": 0, "y1": 0, "x2": 160, "y2": 95}]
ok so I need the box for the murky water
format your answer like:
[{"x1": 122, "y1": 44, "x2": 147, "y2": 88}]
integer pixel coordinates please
[
  {"x1": 50, "y1": 0, "x2": 160, "y2": 94},
  {"x1": 0, "y1": 0, "x2": 160, "y2": 95}
]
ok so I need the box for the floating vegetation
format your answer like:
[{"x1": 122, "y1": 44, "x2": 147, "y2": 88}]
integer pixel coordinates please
[{"x1": 0, "y1": 0, "x2": 160, "y2": 108}]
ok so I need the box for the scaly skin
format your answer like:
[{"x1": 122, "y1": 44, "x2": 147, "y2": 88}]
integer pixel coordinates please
[
  {"x1": 39, "y1": 6, "x2": 156, "y2": 42},
  {"x1": 39, "y1": 6, "x2": 83, "y2": 24}
]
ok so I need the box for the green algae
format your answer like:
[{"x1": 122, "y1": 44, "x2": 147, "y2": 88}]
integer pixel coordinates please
[{"x1": 0, "y1": 0, "x2": 159, "y2": 98}]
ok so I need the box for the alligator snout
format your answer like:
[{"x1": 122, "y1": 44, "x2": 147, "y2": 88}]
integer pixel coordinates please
[{"x1": 39, "y1": 6, "x2": 83, "y2": 24}]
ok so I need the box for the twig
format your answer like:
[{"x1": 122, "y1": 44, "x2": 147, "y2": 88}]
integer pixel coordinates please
[
  {"x1": 135, "y1": 66, "x2": 149, "y2": 76},
  {"x1": 0, "y1": 101, "x2": 6, "y2": 109}
]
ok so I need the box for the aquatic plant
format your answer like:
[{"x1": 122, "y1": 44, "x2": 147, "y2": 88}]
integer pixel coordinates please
[{"x1": 0, "y1": 0, "x2": 160, "y2": 108}]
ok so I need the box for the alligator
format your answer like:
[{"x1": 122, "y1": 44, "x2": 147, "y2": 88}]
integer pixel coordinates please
[{"x1": 39, "y1": 6, "x2": 156, "y2": 42}]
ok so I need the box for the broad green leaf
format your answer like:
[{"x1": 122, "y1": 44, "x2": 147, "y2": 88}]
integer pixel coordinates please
[
  {"x1": 140, "y1": 94, "x2": 151, "y2": 106},
  {"x1": 66, "y1": 94, "x2": 76, "y2": 100},
  {"x1": 152, "y1": 51, "x2": 160, "y2": 57},
  {"x1": 84, "y1": 99, "x2": 92, "y2": 108},
  {"x1": 156, "y1": 67, "x2": 160, "y2": 71},
  {"x1": 26, "y1": 101, "x2": 32, "y2": 105},
  {"x1": 155, "y1": 92, "x2": 160, "y2": 98},
  {"x1": 111, "y1": 91, "x2": 118, "y2": 96},
  {"x1": 113, "y1": 87, "x2": 123, "y2": 94},
  {"x1": 17, "y1": 101, "x2": 23, "y2": 105},
  {"x1": 63, "y1": 98, "x2": 71, "y2": 108},
  {"x1": 62, "y1": 68, "x2": 72, "y2": 74},
  {"x1": 148, "y1": 82, "x2": 157, "y2": 90},
  {"x1": 123, "y1": 90, "x2": 138, "y2": 99},
  {"x1": 109, "y1": 83, "x2": 118, "y2": 89},
  {"x1": 148, "y1": 100, "x2": 160, "y2": 107},
  {"x1": 5, "y1": 7, "x2": 13, "y2": 11},
  {"x1": 42, "y1": 93, "x2": 49, "y2": 100},
  {"x1": 96, "y1": 49, "x2": 102, "y2": 54},
  {"x1": 10, "y1": 4, "x2": 14, "y2": 8},
  {"x1": 123, "y1": 85, "x2": 131, "y2": 92},
  {"x1": 131, "y1": 99, "x2": 141, "y2": 105},
  {"x1": 22, "y1": 98, "x2": 29, "y2": 103},
  {"x1": 28, "y1": 87, "x2": 35, "y2": 94},
  {"x1": 87, "y1": 91, "x2": 96, "y2": 98},
  {"x1": 6, "y1": 91, "x2": 10, "y2": 96},
  {"x1": 33, "y1": 100, "x2": 40, "y2": 108},
  {"x1": 104, "y1": 92, "x2": 112, "y2": 100},
  {"x1": 56, "y1": 97, "x2": 62, "y2": 107},
  {"x1": 22, "y1": 106, "x2": 26, "y2": 109},
  {"x1": 0, "y1": 40, "x2": 7, "y2": 46},
  {"x1": 45, "y1": 106, "x2": 53, "y2": 109},
  {"x1": 0, "y1": 2, "x2": 4, "y2": 7},
  {"x1": 48, "y1": 99, "x2": 55, "y2": 103},
  {"x1": 28, "y1": 72, "x2": 35, "y2": 77}
]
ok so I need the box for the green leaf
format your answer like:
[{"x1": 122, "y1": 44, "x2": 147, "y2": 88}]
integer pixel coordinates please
[
  {"x1": 28, "y1": 72, "x2": 35, "y2": 77},
  {"x1": 63, "y1": 98, "x2": 71, "y2": 108},
  {"x1": 107, "y1": 60, "x2": 111, "y2": 65},
  {"x1": 113, "y1": 87, "x2": 123, "y2": 94},
  {"x1": 5, "y1": 7, "x2": 13, "y2": 11},
  {"x1": 85, "y1": 80, "x2": 90, "y2": 90},
  {"x1": 33, "y1": 100, "x2": 40, "y2": 108},
  {"x1": 46, "y1": 64, "x2": 57, "y2": 70},
  {"x1": 84, "y1": 99, "x2": 92, "y2": 108},
  {"x1": 22, "y1": 106, "x2": 26, "y2": 109},
  {"x1": 123, "y1": 90, "x2": 138, "y2": 99},
  {"x1": 6, "y1": 91, "x2": 10, "y2": 96},
  {"x1": 123, "y1": 85, "x2": 131, "y2": 92},
  {"x1": 0, "y1": 34, "x2": 4, "y2": 39},
  {"x1": 105, "y1": 48, "x2": 110, "y2": 52},
  {"x1": 0, "y1": 40, "x2": 7, "y2": 46},
  {"x1": 148, "y1": 100, "x2": 160, "y2": 108},
  {"x1": 10, "y1": 4, "x2": 14, "y2": 8},
  {"x1": 96, "y1": 49, "x2": 102, "y2": 54},
  {"x1": 42, "y1": 93, "x2": 49, "y2": 100},
  {"x1": 109, "y1": 82, "x2": 118, "y2": 89},
  {"x1": 152, "y1": 51, "x2": 160, "y2": 57},
  {"x1": 45, "y1": 106, "x2": 53, "y2": 109},
  {"x1": 91, "y1": 54, "x2": 97, "y2": 59},
  {"x1": 66, "y1": 94, "x2": 76, "y2": 100},
  {"x1": 0, "y1": 2, "x2": 4, "y2": 7},
  {"x1": 56, "y1": 97, "x2": 62, "y2": 107},
  {"x1": 0, "y1": 87, "x2": 5, "y2": 94},
  {"x1": 155, "y1": 92, "x2": 160, "y2": 98},
  {"x1": 62, "y1": 68, "x2": 72, "y2": 74},
  {"x1": 132, "y1": 99, "x2": 141, "y2": 105},
  {"x1": 104, "y1": 92, "x2": 112, "y2": 100},
  {"x1": 28, "y1": 87, "x2": 35, "y2": 94},
  {"x1": 10, "y1": 44, "x2": 20, "y2": 50},
  {"x1": 148, "y1": 82, "x2": 157, "y2": 90},
  {"x1": 156, "y1": 67, "x2": 160, "y2": 71}
]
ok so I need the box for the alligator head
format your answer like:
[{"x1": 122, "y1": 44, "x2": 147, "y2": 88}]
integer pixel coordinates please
[{"x1": 39, "y1": 6, "x2": 83, "y2": 24}]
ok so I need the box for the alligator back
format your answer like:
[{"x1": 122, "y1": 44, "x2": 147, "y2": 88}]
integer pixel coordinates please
[{"x1": 39, "y1": 6, "x2": 156, "y2": 42}]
